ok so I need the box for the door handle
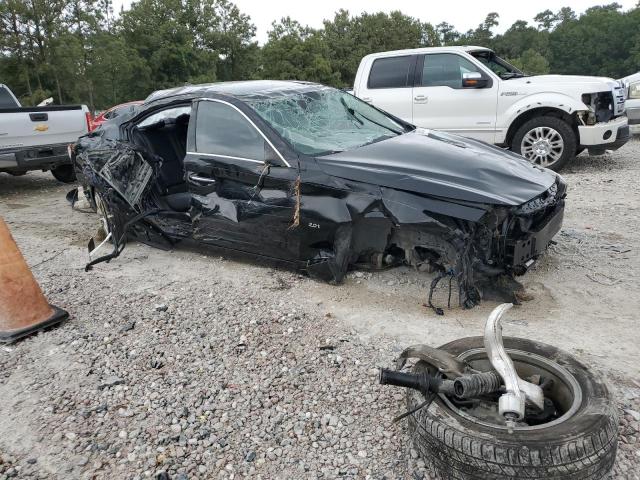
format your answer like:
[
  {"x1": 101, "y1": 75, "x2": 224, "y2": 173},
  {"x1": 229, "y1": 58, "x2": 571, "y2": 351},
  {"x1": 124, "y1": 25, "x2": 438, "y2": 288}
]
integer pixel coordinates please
[
  {"x1": 29, "y1": 113, "x2": 48, "y2": 122},
  {"x1": 414, "y1": 95, "x2": 428, "y2": 103},
  {"x1": 188, "y1": 173, "x2": 216, "y2": 184},
  {"x1": 362, "y1": 97, "x2": 373, "y2": 103}
]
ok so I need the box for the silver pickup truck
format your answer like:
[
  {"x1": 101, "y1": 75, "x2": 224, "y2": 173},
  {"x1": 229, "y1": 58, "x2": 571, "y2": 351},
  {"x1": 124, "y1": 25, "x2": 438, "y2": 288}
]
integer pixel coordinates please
[{"x1": 0, "y1": 84, "x2": 90, "y2": 183}]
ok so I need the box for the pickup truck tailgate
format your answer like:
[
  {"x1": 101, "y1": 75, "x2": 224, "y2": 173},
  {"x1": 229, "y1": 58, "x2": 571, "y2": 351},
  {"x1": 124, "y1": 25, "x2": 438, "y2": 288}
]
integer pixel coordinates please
[{"x1": 0, "y1": 105, "x2": 88, "y2": 149}]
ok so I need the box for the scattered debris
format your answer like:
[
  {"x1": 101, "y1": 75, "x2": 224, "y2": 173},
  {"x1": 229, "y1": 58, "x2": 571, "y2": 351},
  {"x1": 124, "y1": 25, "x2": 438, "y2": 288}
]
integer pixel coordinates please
[
  {"x1": 119, "y1": 320, "x2": 136, "y2": 332},
  {"x1": 149, "y1": 358, "x2": 164, "y2": 369},
  {"x1": 98, "y1": 376, "x2": 124, "y2": 390},
  {"x1": 587, "y1": 271, "x2": 621, "y2": 286},
  {"x1": 380, "y1": 304, "x2": 618, "y2": 479}
]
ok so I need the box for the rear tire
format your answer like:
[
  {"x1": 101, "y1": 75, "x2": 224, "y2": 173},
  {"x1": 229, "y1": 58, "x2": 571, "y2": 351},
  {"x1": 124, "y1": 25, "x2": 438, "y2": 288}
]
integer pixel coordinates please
[
  {"x1": 51, "y1": 164, "x2": 77, "y2": 183},
  {"x1": 511, "y1": 116, "x2": 577, "y2": 172},
  {"x1": 406, "y1": 337, "x2": 618, "y2": 480}
]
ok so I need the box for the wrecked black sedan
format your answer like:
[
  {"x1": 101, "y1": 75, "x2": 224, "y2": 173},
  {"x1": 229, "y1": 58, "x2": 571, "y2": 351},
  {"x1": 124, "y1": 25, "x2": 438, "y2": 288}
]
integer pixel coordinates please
[{"x1": 72, "y1": 81, "x2": 565, "y2": 309}]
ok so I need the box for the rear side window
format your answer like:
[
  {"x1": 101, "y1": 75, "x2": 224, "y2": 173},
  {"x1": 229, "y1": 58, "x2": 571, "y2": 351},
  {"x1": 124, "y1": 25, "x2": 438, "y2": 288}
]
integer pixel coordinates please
[
  {"x1": 138, "y1": 106, "x2": 190, "y2": 128},
  {"x1": 420, "y1": 54, "x2": 481, "y2": 88},
  {"x1": 195, "y1": 101, "x2": 269, "y2": 161},
  {"x1": 0, "y1": 87, "x2": 18, "y2": 108},
  {"x1": 367, "y1": 56, "x2": 413, "y2": 89}
]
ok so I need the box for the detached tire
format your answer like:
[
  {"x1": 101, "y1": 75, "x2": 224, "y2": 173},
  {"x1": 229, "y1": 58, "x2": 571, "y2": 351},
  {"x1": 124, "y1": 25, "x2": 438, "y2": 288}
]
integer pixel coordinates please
[
  {"x1": 511, "y1": 116, "x2": 577, "y2": 172},
  {"x1": 51, "y1": 164, "x2": 77, "y2": 183},
  {"x1": 406, "y1": 337, "x2": 618, "y2": 480}
]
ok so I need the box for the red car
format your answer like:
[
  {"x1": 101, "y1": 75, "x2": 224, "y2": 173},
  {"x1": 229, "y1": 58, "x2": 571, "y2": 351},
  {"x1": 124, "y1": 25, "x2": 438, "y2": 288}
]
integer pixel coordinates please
[{"x1": 89, "y1": 101, "x2": 143, "y2": 131}]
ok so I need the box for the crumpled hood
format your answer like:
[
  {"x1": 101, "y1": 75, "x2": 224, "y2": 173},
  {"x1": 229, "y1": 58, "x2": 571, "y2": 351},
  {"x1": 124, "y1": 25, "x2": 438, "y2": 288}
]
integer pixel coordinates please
[
  {"x1": 507, "y1": 74, "x2": 619, "y2": 92},
  {"x1": 317, "y1": 129, "x2": 557, "y2": 206}
]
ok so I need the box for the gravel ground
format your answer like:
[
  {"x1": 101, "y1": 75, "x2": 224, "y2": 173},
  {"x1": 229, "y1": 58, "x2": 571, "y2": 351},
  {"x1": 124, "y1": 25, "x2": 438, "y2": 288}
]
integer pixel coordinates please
[{"x1": 1, "y1": 140, "x2": 639, "y2": 479}]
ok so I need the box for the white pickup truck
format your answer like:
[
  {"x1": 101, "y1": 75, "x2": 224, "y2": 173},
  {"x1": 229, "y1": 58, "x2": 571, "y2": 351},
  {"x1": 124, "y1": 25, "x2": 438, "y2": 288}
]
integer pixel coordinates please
[
  {"x1": 353, "y1": 46, "x2": 629, "y2": 171},
  {"x1": 0, "y1": 84, "x2": 91, "y2": 183}
]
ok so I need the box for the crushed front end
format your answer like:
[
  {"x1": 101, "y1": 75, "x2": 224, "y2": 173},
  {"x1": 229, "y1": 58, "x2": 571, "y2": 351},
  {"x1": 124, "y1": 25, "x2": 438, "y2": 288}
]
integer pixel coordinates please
[
  {"x1": 391, "y1": 177, "x2": 566, "y2": 310},
  {"x1": 578, "y1": 84, "x2": 629, "y2": 154}
]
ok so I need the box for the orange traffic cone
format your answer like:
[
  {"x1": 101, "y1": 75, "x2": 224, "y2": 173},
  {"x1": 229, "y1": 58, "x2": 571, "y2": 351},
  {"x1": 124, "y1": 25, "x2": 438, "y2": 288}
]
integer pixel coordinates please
[{"x1": 0, "y1": 217, "x2": 68, "y2": 343}]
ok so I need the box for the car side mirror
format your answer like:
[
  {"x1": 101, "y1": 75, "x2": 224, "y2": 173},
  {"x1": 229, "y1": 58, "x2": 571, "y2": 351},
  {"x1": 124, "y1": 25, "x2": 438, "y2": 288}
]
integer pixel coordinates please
[{"x1": 462, "y1": 72, "x2": 490, "y2": 88}]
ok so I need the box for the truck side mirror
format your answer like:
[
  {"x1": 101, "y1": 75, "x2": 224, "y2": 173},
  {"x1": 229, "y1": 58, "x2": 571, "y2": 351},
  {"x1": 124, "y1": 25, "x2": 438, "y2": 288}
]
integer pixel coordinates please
[{"x1": 462, "y1": 72, "x2": 490, "y2": 88}]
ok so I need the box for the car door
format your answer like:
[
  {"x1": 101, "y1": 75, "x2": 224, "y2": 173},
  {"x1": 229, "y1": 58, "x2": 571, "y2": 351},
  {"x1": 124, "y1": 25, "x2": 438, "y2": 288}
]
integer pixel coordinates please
[
  {"x1": 412, "y1": 53, "x2": 499, "y2": 143},
  {"x1": 184, "y1": 99, "x2": 300, "y2": 261},
  {"x1": 355, "y1": 55, "x2": 417, "y2": 122}
]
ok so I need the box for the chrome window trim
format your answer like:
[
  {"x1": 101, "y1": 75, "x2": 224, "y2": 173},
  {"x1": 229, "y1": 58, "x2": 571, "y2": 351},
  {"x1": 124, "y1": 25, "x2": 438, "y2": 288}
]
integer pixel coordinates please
[
  {"x1": 196, "y1": 98, "x2": 290, "y2": 167},
  {"x1": 186, "y1": 151, "x2": 264, "y2": 164}
]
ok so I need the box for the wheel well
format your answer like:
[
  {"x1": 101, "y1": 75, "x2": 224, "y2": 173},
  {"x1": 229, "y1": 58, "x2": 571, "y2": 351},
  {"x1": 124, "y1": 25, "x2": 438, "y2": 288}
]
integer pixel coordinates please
[{"x1": 505, "y1": 107, "x2": 578, "y2": 147}]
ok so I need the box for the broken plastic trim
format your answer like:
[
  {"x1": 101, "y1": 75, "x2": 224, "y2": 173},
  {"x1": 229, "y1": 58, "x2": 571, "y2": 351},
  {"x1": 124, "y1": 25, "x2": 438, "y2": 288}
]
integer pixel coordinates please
[
  {"x1": 98, "y1": 151, "x2": 153, "y2": 211},
  {"x1": 85, "y1": 208, "x2": 180, "y2": 271}
]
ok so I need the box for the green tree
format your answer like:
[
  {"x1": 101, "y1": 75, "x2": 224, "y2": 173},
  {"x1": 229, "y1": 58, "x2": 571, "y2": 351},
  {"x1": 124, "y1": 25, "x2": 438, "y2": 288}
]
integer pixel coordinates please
[
  {"x1": 119, "y1": 0, "x2": 216, "y2": 90},
  {"x1": 492, "y1": 20, "x2": 548, "y2": 63},
  {"x1": 2, "y1": 1, "x2": 639, "y2": 111},
  {"x1": 548, "y1": 3, "x2": 634, "y2": 77},
  {"x1": 0, "y1": 0, "x2": 35, "y2": 99},
  {"x1": 436, "y1": 22, "x2": 460, "y2": 45},
  {"x1": 508, "y1": 49, "x2": 550, "y2": 75},
  {"x1": 87, "y1": 32, "x2": 151, "y2": 106},
  {"x1": 184, "y1": 0, "x2": 258, "y2": 81},
  {"x1": 322, "y1": 10, "x2": 436, "y2": 87},
  {"x1": 261, "y1": 17, "x2": 337, "y2": 85},
  {"x1": 459, "y1": 12, "x2": 499, "y2": 47},
  {"x1": 557, "y1": 6, "x2": 577, "y2": 23},
  {"x1": 534, "y1": 9, "x2": 557, "y2": 30}
]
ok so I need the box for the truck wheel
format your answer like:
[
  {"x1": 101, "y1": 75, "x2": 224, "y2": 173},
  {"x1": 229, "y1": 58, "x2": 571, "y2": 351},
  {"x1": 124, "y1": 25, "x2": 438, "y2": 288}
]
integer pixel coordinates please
[
  {"x1": 51, "y1": 165, "x2": 77, "y2": 184},
  {"x1": 511, "y1": 116, "x2": 577, "y2": 171},
  {"x1": 406, "y1": 337, "x2": 618, "y2": 480}
]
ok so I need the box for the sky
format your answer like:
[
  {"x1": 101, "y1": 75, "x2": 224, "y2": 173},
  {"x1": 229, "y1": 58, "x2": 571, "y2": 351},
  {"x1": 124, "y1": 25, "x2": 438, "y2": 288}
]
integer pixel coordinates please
[{"x1": 111, "y1": 0, "x2": 638, "y2": 44}]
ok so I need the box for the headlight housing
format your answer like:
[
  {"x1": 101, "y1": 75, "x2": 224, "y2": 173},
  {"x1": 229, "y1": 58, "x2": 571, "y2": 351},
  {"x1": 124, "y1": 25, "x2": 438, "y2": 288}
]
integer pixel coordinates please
[{"x1": 629, "y1": 81, "x2": 640, "y2": 100}]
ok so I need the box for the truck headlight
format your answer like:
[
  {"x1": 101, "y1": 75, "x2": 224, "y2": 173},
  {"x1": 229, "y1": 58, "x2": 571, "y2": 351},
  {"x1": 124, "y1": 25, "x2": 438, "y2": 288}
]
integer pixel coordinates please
[{"x1": 630, "y1": 81, "x2": 640, "y2": 100}]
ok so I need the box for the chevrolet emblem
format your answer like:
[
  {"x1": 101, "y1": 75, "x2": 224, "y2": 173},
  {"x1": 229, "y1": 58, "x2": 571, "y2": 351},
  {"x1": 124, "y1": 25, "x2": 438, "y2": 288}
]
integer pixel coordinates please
[{"x1": 34, "y1": 124, "x2": 49, "y2": 132}]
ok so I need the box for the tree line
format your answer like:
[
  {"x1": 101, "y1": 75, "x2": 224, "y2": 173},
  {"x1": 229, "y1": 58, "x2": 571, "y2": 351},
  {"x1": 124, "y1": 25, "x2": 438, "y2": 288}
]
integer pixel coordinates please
[{"x1": 1, "y1": 0, "x2": 639, "y2": 111}]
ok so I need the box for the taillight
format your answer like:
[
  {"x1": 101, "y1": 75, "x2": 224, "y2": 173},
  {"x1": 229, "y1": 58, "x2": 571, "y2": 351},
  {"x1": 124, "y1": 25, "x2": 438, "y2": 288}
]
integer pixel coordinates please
[{"x1": 85, "y1": 111, "x2": 94, "y2": 132}]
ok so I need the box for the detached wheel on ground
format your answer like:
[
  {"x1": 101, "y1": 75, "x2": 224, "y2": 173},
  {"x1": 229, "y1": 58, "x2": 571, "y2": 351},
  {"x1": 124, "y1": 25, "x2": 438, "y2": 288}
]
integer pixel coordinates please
[
  {"x1": 406, "y1": 337, "x2": 618, "y2": 480},
  {"x1": 50, "y1": 164, "x2": 77, "y2": 183},
  {"x1": 511, "y1": 116, "x2": 577, "y2": 171}
]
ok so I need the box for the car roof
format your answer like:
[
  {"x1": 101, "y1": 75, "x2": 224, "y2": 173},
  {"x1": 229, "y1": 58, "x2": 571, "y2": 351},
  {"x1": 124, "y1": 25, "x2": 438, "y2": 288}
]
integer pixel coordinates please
[
  {"x1": 110, "y1": 100, "x2": 143, "y2": 109},
  {"x1": 362, "y1": 45, "x2": 492, "y2": 60},
  {"x1": 144, "y1": 80, "x2": 327, "y2": 105},
  {"x1": 103, "y1": 101, "x2": 143, "y2": 113}
]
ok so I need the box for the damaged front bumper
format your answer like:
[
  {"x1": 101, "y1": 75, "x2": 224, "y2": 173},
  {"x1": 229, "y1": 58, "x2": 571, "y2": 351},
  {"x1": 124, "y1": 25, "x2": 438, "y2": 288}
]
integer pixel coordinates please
[
  {"x1": 510, "y1": 204, "x2": 563, "y2": 270},
  {"x1": 578, "y1": 116, "x2": 629, "y2": 154},
  {"x1": 389, "y1": 178, "x2": 566, "y2": 310}
]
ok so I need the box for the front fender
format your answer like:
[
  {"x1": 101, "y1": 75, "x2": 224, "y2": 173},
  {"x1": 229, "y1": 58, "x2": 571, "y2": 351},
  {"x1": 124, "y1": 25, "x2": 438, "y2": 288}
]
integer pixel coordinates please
[{"x1": 501, "y1": 92, "x2": 587, "y2": 130}]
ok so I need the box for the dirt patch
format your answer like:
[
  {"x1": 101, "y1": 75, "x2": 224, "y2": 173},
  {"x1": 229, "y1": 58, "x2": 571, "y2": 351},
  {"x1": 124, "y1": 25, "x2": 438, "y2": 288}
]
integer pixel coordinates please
[{"x1": 1, "y1": 141, "x2": 639, "y2": 479}]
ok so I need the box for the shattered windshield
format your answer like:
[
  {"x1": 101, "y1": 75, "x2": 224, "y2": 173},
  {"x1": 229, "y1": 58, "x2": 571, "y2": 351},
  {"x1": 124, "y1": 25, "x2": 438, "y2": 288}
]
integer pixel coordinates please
[{"x1": 247, "y1": 88, "x2": 408, "y2": 156}]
